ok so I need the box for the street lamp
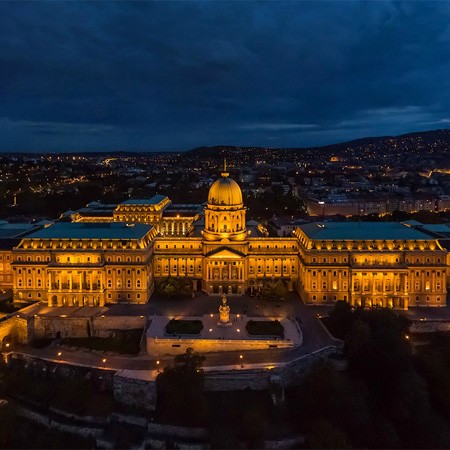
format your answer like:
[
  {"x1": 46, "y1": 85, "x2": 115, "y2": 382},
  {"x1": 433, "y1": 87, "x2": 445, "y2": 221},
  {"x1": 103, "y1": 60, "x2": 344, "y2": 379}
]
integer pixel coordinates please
[
  {"x1": 239, "y1": 354, "x2": 244, "y2": 368},
  {"x1": 156, "y1": 360, "x2": 160, "y2": 372}
]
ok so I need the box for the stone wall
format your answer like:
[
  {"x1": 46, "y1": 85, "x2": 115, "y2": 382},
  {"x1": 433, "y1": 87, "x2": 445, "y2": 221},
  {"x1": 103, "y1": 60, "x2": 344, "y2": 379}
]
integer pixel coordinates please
[
  {"x1": 0, "y1": 315, "x2": 28, "y2": 345},
  {"x1": 147, "y1": 336, "x2": 294, "y2": 357},
  {"x1": 32, "y1": 315, "x2": 147, "y2": 340},
  {"x1": 33, "y1": 316, "x2": 91, "y2": 339},
  {"x1": 93, "y1": 315, "x2": 147, "y2": 338},
  {"x1": 409, "y1": 320, "x2": 450, "y2": 333},
  {"x1": 204, "y1": 370, "x2": 272, "y2": 391},
  {"x1": 113, "y1": 372, "x2": 157, "y2": 411}
]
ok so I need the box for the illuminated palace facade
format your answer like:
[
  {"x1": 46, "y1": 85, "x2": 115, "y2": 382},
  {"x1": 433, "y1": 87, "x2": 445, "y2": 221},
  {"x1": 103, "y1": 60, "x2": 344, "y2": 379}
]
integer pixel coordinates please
[{"x1": 10, "y1": 170, "x2": 448, "y2": 309}]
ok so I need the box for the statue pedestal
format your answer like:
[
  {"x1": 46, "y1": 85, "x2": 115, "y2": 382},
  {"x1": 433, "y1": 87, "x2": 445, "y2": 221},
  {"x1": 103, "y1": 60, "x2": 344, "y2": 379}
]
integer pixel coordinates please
[{"x1": 217, "y1": 294, "x2": 232, "y2": 327}]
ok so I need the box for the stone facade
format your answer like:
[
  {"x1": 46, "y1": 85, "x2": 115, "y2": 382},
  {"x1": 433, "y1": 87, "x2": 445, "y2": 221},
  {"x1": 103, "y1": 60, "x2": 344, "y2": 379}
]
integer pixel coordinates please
[{"x1": 6, "y1": 172, "x2": 449, "y2": 310}]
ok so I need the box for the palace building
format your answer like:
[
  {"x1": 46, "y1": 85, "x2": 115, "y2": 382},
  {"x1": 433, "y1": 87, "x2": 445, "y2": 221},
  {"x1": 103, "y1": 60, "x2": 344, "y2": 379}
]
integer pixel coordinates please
[{"x1": 8, "y1": 169, "x2": 449, "y2": 309}]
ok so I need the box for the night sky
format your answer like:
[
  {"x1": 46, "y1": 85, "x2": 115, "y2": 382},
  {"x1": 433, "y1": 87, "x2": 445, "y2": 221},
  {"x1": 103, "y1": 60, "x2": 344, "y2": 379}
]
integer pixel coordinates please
[{"x1": 1, "y1": 1, "x2": 450, "y2": 152}]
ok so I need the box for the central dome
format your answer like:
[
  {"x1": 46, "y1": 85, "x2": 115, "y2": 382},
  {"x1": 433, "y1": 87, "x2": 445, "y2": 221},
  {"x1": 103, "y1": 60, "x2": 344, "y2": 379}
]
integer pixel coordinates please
[{"x1": 208, "y1": 172, "x2": 243, "y2": 206}]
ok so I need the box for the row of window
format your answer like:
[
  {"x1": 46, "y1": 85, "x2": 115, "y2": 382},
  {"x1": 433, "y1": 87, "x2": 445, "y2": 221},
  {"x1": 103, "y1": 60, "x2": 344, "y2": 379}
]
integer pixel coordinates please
[
  {"x1": 17, "y1": 279, "x2": 144, "y2": 289},
  {"x1": 249, "y1": 244, "x2": 297, "y2": 250},
  {"x1": 15, "y1": 255, "x2": 143, "y2": 263},
  {"x1": 156, "y1": 243, "x2": 202, "y2": 250}
]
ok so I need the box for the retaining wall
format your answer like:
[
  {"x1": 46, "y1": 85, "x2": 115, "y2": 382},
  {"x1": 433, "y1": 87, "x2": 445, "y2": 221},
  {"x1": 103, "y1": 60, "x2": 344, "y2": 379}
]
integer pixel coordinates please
[{"x1": 147, "y1": 336, "x2": 294, "y2": 357}]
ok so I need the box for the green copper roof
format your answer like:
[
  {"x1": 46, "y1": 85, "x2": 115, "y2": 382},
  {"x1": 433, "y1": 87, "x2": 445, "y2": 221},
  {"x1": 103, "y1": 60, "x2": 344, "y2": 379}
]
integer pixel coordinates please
[
  {"x1": 120, "y1": 194, "x2": 168, "y2": 205},
  {"x1": 26, "y1": 222, "x2": 153, "y2": 240},
  {"x1": 298, "y1": 222, "x2": 434, "y2": 241}
]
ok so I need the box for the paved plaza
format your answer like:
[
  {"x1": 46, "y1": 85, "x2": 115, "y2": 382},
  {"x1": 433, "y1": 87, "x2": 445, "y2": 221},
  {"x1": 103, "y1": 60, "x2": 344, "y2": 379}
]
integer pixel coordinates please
[{"x1": 11, "y1": 293, "x2": 339, "y2": 372}]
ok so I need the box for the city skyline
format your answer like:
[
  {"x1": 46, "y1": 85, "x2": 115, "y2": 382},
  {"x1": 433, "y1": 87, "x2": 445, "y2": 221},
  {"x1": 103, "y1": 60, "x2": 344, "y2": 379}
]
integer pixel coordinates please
[{"x1": 2, "y1": 1, "x2": 450, "y2": 152}]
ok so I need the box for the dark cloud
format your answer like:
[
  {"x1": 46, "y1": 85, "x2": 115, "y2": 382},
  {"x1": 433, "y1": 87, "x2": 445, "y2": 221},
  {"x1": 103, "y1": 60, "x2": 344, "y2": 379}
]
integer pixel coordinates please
[{"x1": 1, "y1": 1, "x2": 450, "y2": 151}]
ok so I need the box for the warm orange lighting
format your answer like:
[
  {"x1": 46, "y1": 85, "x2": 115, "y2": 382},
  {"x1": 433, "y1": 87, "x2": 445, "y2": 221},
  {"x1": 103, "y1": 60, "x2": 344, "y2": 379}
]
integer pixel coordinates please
[
  {"x1": 239, "y1": 354, "x2": 243, "y2": 359},
  {"x1": 57, "y1": 351, "x2": 62, "y2": 356},
  {"x1": 209, "y1": 328, "x2": 212, "y2": 332},
  {"x1": 237, "y1": 328, "x2": 240, "y2": 332},
  {"x1": 405, "y1": 335, "x2": 410, "y2": 340},
  {"x1": 102, "y1": 358, "x2": 107, "y2": 363},
  {"x1": 5, "y1": 343, "x2": 9, "y2": 348}
]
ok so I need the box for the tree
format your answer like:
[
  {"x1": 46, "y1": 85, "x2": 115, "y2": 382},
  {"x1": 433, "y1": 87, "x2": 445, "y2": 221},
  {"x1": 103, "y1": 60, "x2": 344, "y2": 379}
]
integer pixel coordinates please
[
  {"x1": 156, "y1": 348, "x2": 207, "y2": 427},
  {"x1": 259, "y1": 279, "x2": 288, "y2": 301},
  {"x1": 155, "y1": 277, "x2": 193, "y2": 298}
]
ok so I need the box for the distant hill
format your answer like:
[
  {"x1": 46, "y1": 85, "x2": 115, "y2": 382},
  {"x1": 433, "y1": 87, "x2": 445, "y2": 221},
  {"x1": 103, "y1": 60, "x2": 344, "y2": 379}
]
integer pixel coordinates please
[{"x1": 184, "y1": 129, "x2": 450, "y2": 159}]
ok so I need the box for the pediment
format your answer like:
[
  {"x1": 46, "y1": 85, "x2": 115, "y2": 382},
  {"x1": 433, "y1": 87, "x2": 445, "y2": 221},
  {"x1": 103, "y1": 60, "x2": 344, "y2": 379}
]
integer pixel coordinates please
[{"x1": 205, "y1": 246, "x2": 245, "y2": 259}]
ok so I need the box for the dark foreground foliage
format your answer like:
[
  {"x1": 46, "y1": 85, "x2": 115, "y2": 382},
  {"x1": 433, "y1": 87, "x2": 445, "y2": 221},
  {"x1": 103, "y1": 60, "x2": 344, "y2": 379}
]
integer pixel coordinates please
[{"x1": 296, "y1": 301, "x2": 450, "y2": 448}]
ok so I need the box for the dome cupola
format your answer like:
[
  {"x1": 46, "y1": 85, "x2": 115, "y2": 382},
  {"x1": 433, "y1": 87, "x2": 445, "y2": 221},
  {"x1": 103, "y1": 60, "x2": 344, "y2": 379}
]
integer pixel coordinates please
[
  {"x1": 207, "y1": 170, "x2": 243, "y2": 206},
  {"x1": 203, "y1": 162, "x2": 247, "y2": 242}
]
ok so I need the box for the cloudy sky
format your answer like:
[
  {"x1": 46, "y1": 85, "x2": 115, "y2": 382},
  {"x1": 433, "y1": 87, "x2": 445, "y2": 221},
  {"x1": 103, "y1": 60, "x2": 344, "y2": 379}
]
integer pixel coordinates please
[{"x1": 1, "y1": 1, "x2": 450, "y2": 152}]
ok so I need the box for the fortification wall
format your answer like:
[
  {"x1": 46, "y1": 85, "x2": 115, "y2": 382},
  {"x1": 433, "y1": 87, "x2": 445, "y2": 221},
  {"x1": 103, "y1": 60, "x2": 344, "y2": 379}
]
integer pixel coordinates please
[
  {"x1": 113, "y1": 372, "x2": 157, "y2": 411},
  {"x1": 32, "y1": 315, "x2": 147, "y2": 340},
  {"x1": 0, "y1": 315, "x2": 28, "y2": 345}
]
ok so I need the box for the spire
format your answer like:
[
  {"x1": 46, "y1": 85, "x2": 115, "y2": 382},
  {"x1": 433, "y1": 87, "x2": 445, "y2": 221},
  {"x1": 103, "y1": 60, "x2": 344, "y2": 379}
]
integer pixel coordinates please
[{"x1": 221, "y1": 157, "x2": 229, "y2": 177}]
